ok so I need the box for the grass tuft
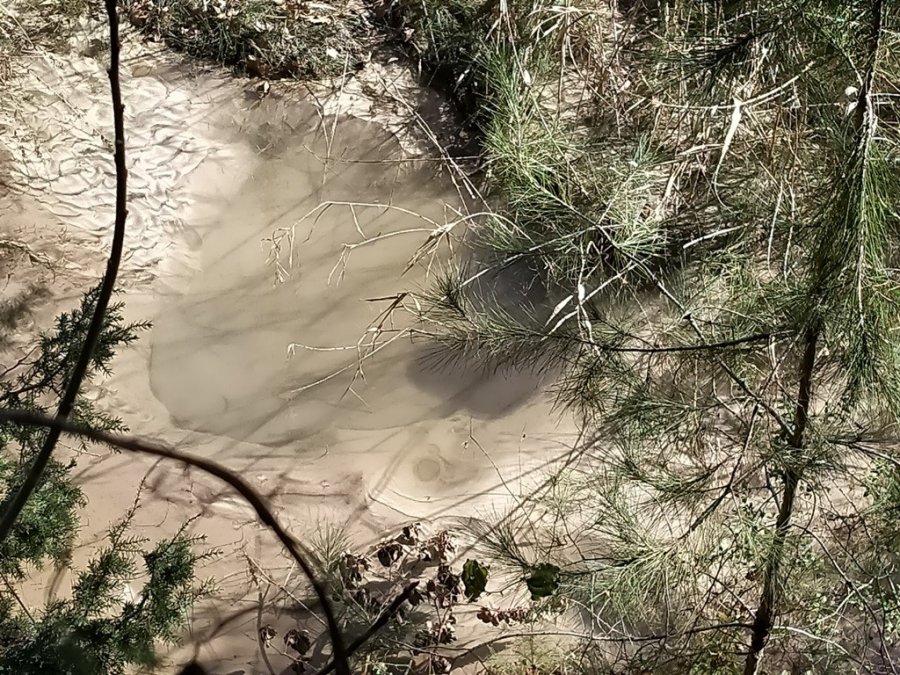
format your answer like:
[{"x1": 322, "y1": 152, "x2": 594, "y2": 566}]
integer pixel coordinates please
[{"x1": 122, "y1": 0, "x2": 372, "y2": 79}]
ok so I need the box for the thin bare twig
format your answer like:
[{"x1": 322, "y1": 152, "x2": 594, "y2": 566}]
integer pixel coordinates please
[{"x1": 0, "y1": 0, "x2": 128, "y2": 545}]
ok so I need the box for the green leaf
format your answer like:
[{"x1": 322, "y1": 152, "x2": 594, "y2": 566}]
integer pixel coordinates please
[
  {"x1": 525, "y1": 563, "x2": 560, "y2": 600},
  {"x1": 462, "y1": 558, "x2": 489, "y2": 601}
]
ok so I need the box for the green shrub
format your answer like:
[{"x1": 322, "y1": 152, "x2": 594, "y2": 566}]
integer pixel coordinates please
[{"x1": 0, "y1": 288, "x2": 209, "y2": 673}]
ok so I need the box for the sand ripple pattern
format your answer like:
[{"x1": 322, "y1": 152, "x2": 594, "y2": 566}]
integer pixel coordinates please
[{"x1": 0, "y1": 49, "x2": 235, "y2": 286}]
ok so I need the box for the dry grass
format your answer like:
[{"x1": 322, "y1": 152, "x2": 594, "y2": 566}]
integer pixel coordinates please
[{"x1": 122, "y1": 0, "x2": 374, "y2": 79}]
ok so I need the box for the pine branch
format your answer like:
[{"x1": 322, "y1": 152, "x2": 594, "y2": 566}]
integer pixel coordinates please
[
  {"x1": 743, "y1": 327, "x2": 819, "y2": 675},
  {"x1": 741, "y1": 17, "x2": 895, "y2": 668}
]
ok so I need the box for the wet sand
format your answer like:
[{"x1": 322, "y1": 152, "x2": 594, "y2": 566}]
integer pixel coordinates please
[{"x1": 0, "y1": 36, "x2": 577, "y2": 674}]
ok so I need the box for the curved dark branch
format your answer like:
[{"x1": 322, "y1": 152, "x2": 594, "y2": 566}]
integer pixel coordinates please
[
  {"x1": 0, "y1": 408, "x2": 352, "y2": 675},
  {"x1": 0, "y1": 0, "x2": 128, "y2": 544},
  {"x1": 416, "y1": 326, "x2": 787, "y2": 355},
  {"x1": 312, "y1": 582, "x2": 420, "y2": 675}
]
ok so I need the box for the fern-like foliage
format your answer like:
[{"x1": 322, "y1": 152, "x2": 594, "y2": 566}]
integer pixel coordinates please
[{"x1": 0, "y1": 287, "x2": 208, "y2": 674}]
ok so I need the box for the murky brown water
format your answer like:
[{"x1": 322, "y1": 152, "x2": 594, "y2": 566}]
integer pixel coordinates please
[
  {"x1": 1, "y1": 38, "x2": 576, "y2": 673},
  {"x1": 145, "y1": 97, "x2": 570, "y2": 505},
  {"x1": 150, "y1": 113, "x2": 439, "y2": 446}
]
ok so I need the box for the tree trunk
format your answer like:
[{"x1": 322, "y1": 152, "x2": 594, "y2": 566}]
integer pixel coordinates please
[
  {"x1": 743, "y1": 329, "x2": 818, "y2": 675},
  {"x1": 743, "y1": 3, "x2": 885, "y2": 669}
]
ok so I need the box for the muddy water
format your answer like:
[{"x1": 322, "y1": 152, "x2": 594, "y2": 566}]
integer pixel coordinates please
[
  {"x1": 150, "y1": 110, "x2": 552, "y2": 447},
  {"x1": 137, "y1": 79, "x2": 574, "y2": 517},
  {"x1": 150, "y1": 115, "x2": 447, "y2": 446},
  {"x1": 1, "y1": 38, "x2": 577, "y2": 672}
]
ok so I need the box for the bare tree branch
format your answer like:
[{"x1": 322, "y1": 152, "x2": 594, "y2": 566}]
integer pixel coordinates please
[
  {"x1": 311, "y1": 582, "x2": 420, "y2": 675},
  {"x1": 0, "y1": 0, "x2": 128, "y2": 546},
  {"x1": 0, "y1": 408, "x2": 353, "y2": 675}
]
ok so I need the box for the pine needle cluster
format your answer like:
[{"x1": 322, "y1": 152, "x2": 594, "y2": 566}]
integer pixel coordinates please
[{"x1": 419, "y1": 1, "x2": 900, "y2": 671}]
